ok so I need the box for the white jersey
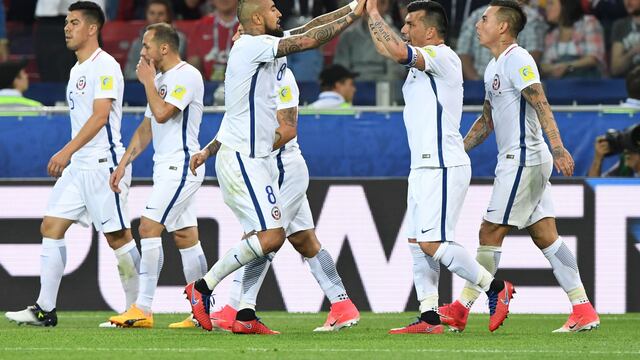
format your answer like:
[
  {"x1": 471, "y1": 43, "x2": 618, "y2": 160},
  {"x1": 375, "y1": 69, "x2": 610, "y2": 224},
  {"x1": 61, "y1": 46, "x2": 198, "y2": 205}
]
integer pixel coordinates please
[
  {"x1": 484, "y1": 43, "x2": 552, "y2": 166},
  {"x1": 402, "y1": 44, "x2": 470, "y2": 169},
  {"x1": 66, "y1": 48, "x2": 125, "y2": 169},
  {"x1": 216, "y1": 34, "x2": 282, "y2": 158},
  {"x1": 144, "y1": 61, "x2": 204, "y2": 179},
  {"x1": 274, "y1": 64, "x2": 301, "y2": 154}
]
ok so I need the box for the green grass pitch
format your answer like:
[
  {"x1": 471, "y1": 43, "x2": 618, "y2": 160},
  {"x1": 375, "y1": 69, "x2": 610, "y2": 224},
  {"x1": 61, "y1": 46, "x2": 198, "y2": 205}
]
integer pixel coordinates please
[{"x1": 1, "y1": 312, "x2": 639, "y2": 359}]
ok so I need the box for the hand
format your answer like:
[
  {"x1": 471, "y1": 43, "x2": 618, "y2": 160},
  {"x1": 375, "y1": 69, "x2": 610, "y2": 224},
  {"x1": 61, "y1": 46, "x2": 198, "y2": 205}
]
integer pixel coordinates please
[
  {"x1": 552, "y1": 146, "x2": 575, "y2": 176},
  {"x1": 594, "y1": 136, "x2": 610, "y2": 158},
  {"x1": 110, "y1": 165, "x2": 126, "y2": 193},
  {"x1": 136, "y1": 57, "x2": 156, "y2": 85},
  {"x1": 47, "y1": 149, "x2": 71, "y2": 178},
  {"x1": 550, "y1": 63, "x2": 568, "y2": 78},
  {"x1": 353, "y1": 0, "x2": 367, "y2": 17},
  {"x1": 190, "y1": 148, "x2": 210, "y2": 176},
  {"x1": 366, "y1": 0, "x2": 378, "y2": 15}
]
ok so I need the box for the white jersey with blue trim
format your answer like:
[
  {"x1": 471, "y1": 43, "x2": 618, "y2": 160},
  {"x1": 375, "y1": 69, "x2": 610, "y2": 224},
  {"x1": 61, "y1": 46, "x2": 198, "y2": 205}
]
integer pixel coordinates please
[
  {"x1": 402, "y1": 44, "x2": 470, "y2": 169},
  {"x1": 273, "y1": 65, "x2": 301, "y2": 154},
  {"x1": 484, "y1": 43, "x2": 552, "y2": 167},
  {"x1": 216, "y1": 34, "x2": 282, "y2": 158},
  {"x1": 66, "y1": 48, "x2": 124, "y2": 169},
  {"x1": 144, "y1": 61, "x2": 204, "y2": 178}
]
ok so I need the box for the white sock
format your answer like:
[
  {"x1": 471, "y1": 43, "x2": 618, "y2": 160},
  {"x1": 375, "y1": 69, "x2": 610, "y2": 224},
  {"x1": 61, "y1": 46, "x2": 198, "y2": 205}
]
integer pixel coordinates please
[
  {"x1": 460, "y1": 245, "x2": 502, "y2": 308},
  {"x1": 179, "y1": 241, "x2": 207, "y2": 283},
  {"x1": 408, "y1": 243, "x2": 440, "y2": 313},
  {"x1": 228, "y1": 268, "x2": 243, "y2": 309},
  {"x1": 36, "y1": 238, "x2": 67, "y2": 312},
  {"x1": 135, "y1": 237, "x2": 163, "y2": 312},
  {"x1": 239, "y1": 252, "x2": 275, "y2": 310},
  {"x1": 203, "y1": 235, "x2": 263, "y2": 290},
  {"x1": 306, "y1": 248, "x2": 348, "y2": 304},
  {"x1": 113, "y1": 240, "x2": 140, "y2": 309},
  {"x1": 433, "y1": 242, "x2": 493, "y2": 292},
  {"x1": 542, "y1": 237, "x2": 589, "y2": 304}
]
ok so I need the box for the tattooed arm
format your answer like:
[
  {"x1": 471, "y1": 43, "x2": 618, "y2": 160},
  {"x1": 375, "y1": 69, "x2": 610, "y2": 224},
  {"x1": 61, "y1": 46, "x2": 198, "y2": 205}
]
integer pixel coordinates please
[
  {"x1": 521, "y1": 83, "x2": 575, "y2": 176},
  {"x1": 109, "y1": 117, "x2": 152, "y2": 192},
  {"x1": 287, "y1": 3, "x2": 353, "y2": 35},
  {"x1": 273, "y1": 107, "x2": 298, "y2": 150},
  {"x1": 276, "y1": 0, "x2": 365, "y2": 57},
  {"x1": 189, "y1": 136, "x2": 221, "y2": 176},
  {"x1": 463, "y1": 100, "x2": 494, "y2": 152}
]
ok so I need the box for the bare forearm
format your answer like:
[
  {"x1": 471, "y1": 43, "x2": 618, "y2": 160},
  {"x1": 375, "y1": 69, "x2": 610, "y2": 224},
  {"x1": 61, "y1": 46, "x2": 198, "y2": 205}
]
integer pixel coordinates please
[
  {"x1": 367, "y1": 12, "x2": 405, "y2": 62},
  {"x1": 276, "y1": 12, "x2": 358, "y2": 56},
  {"x1": 204, "y1": 138, "x2": 221, "y2": 157},
  {"x1": 62, "y1": 114, "x2": 108, "y2": 156},
  {"x1": 464, "y1": 116, "x2": 491, "y2": 151},
  {"x1": 143, "y1": 81, "x2": 172, "y2": 123},
  {"x1": 521, "y1": 85, "x2": 563, "y2": 149},
  {"x1": 367, "y1": 16, "x2": 393, "y2": 58},
  {"x1": 289, "y1": 5, "x2": 351, "y2": 35},
  {"x1": 569, "y1": 55, "x2": 598, "y2": 70},
  {"x1": 122, "y1": 120, "x2": 152, "y2": 165},
  {"x1": 273, "y1": 107, "x2": 298, "y2": 150},
  {"x1": 587, "y1": 156, "x2": 604, "y2": 177}
]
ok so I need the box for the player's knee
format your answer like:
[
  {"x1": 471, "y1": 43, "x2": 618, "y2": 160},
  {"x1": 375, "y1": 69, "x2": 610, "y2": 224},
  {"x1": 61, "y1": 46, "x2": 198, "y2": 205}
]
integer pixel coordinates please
[
  {"x1": 40, "y1": 217, "x2": 65, "y2": 239},
  {"x1": 138, "y1": 218, "x2": 162, "y2": 238},
  {"x1": 478, "y1": 222, "x2": 504, "y2": 246},
  {"x1": 104, "y1": 229, "x2": 132, "y2": 250},
  {"x1": 258, "y1": 228, "x2": 286, "y2": 253},
  {"x1": 288, "y1": 229, "x2": 321, "y2": 258},
  {"x1": 173, "y1": 228, "x2": 198, "y2": 249}
]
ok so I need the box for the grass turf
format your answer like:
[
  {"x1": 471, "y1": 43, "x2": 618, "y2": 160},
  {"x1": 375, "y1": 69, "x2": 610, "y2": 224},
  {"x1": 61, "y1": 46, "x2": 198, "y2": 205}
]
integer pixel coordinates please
[{"x1": 1, "y1": 312, "x2": 638, "y2": 359}]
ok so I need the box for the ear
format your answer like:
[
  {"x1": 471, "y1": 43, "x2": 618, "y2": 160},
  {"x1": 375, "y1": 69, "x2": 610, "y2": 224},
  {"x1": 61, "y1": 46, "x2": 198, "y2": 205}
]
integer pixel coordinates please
[
  {"x1": 498, "y1": 20, "x2": 509, "y2": 35},
  {"x1": 252, "y1": 13, "x2": 263, "y2": 26}
]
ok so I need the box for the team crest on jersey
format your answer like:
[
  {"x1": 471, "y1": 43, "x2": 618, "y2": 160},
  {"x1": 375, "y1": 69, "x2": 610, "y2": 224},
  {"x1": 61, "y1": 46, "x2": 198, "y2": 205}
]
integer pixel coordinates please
[
  {"x1": 279, "y1": 86, "x2": 292, "y2": 103},
  {"x1": 170, "y1": 85, "x2": 186, "y2": 100},
  {"x1": 271, "y1": 206, "x2": 281, "y2": 220},
  {"x1": 519, "y1": 65, "x2": 536, "y2": 82},
  {"x1": 492, "y1": 74, "x2": 500, "y2": 90},
  {"x1": 76, "y1": 76, "x2": 86, "y2": 90},
  {"x1": 159, "y1": 84, "x2": 167, "y2": 99}
]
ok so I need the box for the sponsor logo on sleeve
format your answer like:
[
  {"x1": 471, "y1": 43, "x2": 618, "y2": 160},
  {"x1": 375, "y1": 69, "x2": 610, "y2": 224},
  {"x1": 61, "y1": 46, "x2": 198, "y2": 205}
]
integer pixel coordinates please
[
  {"x1": 279, "y1": 86, "x2": 292, "y2": 103},
  {"x1": 170, "y1": 85, "x2": 186, "y2": 100},
  {"x1": 100, "y1": 76, "x2": 113, "y2": 90},
  {"x1": 519, "y1": 65, "x2": 536, "y2": 82},
  {"x1": 423, "y1": 47, "x2": 436, "y2": 58}
]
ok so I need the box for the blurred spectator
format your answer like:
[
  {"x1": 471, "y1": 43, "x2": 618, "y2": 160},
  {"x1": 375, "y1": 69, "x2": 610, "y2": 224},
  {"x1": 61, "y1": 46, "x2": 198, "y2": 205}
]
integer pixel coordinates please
[
  {"x1": 173, "y1": 0, "x2": 206, "y2": 20},
  {"x1": 588, "y1": 132, "x2": 640, "y2": 177},
  {"x1": 187, "y1": 0, "x2": 238, "y2": 81},
  {"x1": 591, "y1": 0, "x2": 627, "y2": 48},
  {"x1": 0, "y1": 60, "x2": 43, "y2": 114},
  {"x1": 610, "y1": 0, "x2": 640, "y2": 77},
  {"x1": 0, "y1": 1, "x2": 8, "y2": 62},
  {"x1": 436, "y1": 0, "x2": 490, "y2": 41},
  {"x1": 541, "y1": 0, "x2": 606, "y2": 78},
  {"x1": 456, "y1": 0, "x2": 547, "y2": 80},
  {"x1": 622, "y1": 64, "x2": 640, "y2": 108},
  {"x1": 124, "y1": 0, "x2": 187, "y2": 80},
  {"x1": 34, "y1": 0, "x2": 105, "y2": 81},
  {"x1": 333, "y1": 0, "x2": 405, "y2": 82},
  {"x1": 309, "y1": 64, "x2": 358, "y2": 108}
]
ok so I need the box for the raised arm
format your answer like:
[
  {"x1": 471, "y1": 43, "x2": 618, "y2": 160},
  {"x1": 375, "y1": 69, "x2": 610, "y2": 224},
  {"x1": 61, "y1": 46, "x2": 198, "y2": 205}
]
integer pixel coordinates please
[
  {"x1": 275, "y1": 0, "x2": 365, "y2": 57},
  {"x1": 110, "y1": 117, "x2": 152, "y2": 192},
  {"x1": 463, "y1": 100, "x2": 494, "y2": 152},
  {"x1": 521, "y1": 83, "x2": 574, "y2": 176},
  {"x1": 137, "y1": 57, "x2": 180, "y2": 123},
  {"x1": 287, "y1": 1, "x2": 355, "y2": 35},
  {"x1": 273, "y1": 107, "x2": 298, "y2": 150}
]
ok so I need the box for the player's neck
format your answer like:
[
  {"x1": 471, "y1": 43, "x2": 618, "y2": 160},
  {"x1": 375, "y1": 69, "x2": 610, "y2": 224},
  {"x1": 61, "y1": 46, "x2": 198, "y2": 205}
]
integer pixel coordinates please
[
  {"x1": 75, "y1": 42, "x2": 100, "y2": 64},
  {"x1": 490, "y1": 38, "x2": 516, "y2": 60},
  {"x1": 417, "y1": 38, "x2": 444, "y2": 47},
  {"x1": 158, "y1": 55, "x2": 182, "y2": 73},
  {"x1": 243, "y1": 26, "x2": 264, "y2": 36}
]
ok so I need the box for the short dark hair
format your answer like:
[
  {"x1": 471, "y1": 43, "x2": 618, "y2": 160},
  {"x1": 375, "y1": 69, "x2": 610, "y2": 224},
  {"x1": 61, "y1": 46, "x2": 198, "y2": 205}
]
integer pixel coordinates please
[
  {"x1": 406, "y1": 0, "x2": 448, "y2": 39},
  {"x1": 319, "y1": 64, "x2": 358, "y2": 91},
  {"x1": 146, "y1": 22, "x2": 180, "y2": 52},
  {"x1": 557, "y1": 0, "x2": 583, "y2": 27},
  {"x1": 490, "y1": 0, "x2": 527, "y2": 37},
  {"x1": 627, "y1": 66, "x2": 640, "y2": 100},
  {"x1": 146, "y1": 0, "x2": 174, "y2": 22},
  {"x1": 68, "y1": 1, "x2": 105, "y2": 31}
]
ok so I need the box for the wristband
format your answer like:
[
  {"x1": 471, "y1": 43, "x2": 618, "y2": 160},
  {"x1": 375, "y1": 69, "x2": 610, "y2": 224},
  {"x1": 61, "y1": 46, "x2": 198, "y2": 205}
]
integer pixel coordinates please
[{"x1": 349, "y1": 0, "x2": 358, "y2": 11}]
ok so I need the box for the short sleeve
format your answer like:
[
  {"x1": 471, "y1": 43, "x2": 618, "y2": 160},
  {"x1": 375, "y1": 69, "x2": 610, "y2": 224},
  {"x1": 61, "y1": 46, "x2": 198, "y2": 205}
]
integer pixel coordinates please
[
  {"x1": 93, "y1": 62, "x2": 120, "y2": 100},
  {"x1": 506, "y1": 50, "x2": 541, "y2": 92},
  {"x1": 163, "y1": 70, "x2": 197, "y2": 111},
  {"x1": 247, "y1": 35, "x2": 280, "y2": 63},
  {"x1": 276, "y1": 68, "x2": 299, "y2": 110},
  {"x1": 144, "y1": 104, "x2": 152, "y2": 118}
]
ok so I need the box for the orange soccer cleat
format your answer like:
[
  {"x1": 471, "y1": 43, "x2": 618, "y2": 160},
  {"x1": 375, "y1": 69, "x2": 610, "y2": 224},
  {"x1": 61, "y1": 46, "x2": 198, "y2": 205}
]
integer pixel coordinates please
[
  {"x1": 389, "y1": 318, "x2": 445, "y2": 334},
  {"x1": 553, "y1": 303, "x2": 600, "y2": 333},
  {"x1": 487, "y1": 280, "x2": 515, "y2": 332},
  {"x1": 184, "y1": 281, "x2": 213, "y2": 331},
  {"x1": 231, "y1": 318, "x2": 280, "y2": 335},
  {"x1": 438, "y1": 300, "x2": 470, "y2": 332},
  {"x1": 313, "y1": 299, "x2": 360, "y2": 332},
  {"x1": 210, "y1": 304, "x2": 237, "y2": 332}
]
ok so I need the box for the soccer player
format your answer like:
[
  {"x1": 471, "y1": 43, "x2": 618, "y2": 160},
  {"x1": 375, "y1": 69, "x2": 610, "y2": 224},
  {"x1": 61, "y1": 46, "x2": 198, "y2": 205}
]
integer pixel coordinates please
[
  {"x1": 365, "y1": 0, "x2": 514, "y2": 334},
  {"x1": 439, "y1": 0, "x2": 600, "y2": 333},
  {"x1": 4, "y1": 1, "x2": 139, "y2": 327},
  {"x1": 184, "y1": 0, "x2": 367, "y2": 331},
  {"x1": 193, "y1": 26, "x2": 359, "y2": 334},
  {"x1": 107, "y1": 23, "x2": 207, "y2": 329}
]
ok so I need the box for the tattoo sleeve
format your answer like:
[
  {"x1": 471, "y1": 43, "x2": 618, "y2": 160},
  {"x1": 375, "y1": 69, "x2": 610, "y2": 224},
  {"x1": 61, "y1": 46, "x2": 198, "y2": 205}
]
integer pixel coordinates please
[
  {"x1": 278, "y1": 107, "x2": 298, "y2": 128},
  {"x1": 521, "y1": 83, "x2": 563, "y2": 150},
  {"x1": 288, "y1": 5, "x2": 351, "y2": 35},
  {"x1": 206, "y1": 139, "x2": 221, "y2": 157},
  {"x1": 367, "y1": 14, "x2": 406, "y2": 63},
  {"x1": 463, "y1": 100, "x2": 493, "y2": 151},
  {"x1": 276, "y1": 13, "x2": 357, "y2": 57}
]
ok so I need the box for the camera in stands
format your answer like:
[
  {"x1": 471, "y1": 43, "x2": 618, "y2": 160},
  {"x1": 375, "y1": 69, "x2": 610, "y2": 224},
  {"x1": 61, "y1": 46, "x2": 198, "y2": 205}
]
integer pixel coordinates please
[{"x1": 604, "y1": 123, "x2": 640, "y2": 155}]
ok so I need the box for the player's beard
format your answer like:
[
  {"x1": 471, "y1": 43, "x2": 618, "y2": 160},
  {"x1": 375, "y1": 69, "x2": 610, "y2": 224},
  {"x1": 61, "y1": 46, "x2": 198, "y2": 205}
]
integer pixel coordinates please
[{"x1": 265, "y1": 25, "x2": 284, "y2": 38}]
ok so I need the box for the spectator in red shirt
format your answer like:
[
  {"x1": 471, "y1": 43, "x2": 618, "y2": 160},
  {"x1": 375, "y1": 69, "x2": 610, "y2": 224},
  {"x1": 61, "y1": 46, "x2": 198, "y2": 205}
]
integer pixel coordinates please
[{"x1": 187, "y1": 0, "x2": 238, "y2": 81}]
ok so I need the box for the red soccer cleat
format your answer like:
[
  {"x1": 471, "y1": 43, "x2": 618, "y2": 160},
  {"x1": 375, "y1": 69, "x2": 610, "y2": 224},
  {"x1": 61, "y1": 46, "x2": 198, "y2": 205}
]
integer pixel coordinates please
[
  {"x1": 438, "y1": 300, "x2": 470, "y2": 332},
  {"x1": 552, "y1": 302, "x2": 600, "y2": 333},
  {"x1": 231, "y1": 318, "x2": 280, "y2": 335},
  {"x1": 313, "y1": 299, "x2": 360, "y2": 332},
  {"x1": 210, "y1": 304, "x2": 237, "y2": 332},
  {"x1": 389, "y1": 318, "x2": 444, "y2": 334},
  {"x1": 488, "y1": 280, "x2": 515, "y2": 332},
  {"x1": 184, "y1": 282, "x2": 213, "y2": 331}
]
